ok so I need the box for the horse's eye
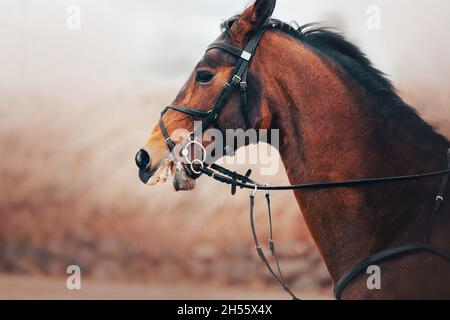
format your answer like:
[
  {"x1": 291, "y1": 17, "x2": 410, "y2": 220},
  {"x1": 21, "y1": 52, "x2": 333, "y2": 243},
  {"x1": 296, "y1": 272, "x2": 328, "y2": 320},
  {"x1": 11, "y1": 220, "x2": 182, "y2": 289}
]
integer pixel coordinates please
[{"x1": 195, "y1": 71, "x2": 214, "y2": 83}]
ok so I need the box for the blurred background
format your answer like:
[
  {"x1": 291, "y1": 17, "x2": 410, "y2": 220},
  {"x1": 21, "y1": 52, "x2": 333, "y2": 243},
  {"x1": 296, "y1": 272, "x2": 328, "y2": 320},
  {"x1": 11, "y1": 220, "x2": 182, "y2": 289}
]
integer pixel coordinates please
[{"x1": 0, "y1": 0, "x2": 449, "y2": 299}]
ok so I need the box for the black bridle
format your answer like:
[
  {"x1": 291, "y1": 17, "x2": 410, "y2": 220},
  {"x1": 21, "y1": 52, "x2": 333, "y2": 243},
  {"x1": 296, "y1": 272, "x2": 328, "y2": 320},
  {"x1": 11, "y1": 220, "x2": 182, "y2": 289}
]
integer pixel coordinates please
[
  {"x1": 159, "y1": 23, "x2": 273, "y2": 152},
  {"x1": 157, "y1": 21, "x2": 450, "y2": 300}
]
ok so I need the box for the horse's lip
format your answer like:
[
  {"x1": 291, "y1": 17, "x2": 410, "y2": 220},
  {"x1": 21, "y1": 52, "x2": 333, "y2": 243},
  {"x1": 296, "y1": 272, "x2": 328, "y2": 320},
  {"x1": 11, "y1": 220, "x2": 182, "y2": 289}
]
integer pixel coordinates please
[
  {"x1": 138, "y1": 161, "x2": 162, "y2": 184},
  {"x1": 138, "y1": 158, "x2": 202, "y2": 185}
]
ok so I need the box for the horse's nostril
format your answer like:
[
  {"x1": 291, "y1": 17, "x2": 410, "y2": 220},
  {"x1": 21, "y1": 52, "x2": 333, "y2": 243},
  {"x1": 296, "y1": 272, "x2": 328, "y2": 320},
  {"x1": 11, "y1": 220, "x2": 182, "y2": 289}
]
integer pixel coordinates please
[{"x1": 135, "y1": 149, "x2": 151, "y2": 171}]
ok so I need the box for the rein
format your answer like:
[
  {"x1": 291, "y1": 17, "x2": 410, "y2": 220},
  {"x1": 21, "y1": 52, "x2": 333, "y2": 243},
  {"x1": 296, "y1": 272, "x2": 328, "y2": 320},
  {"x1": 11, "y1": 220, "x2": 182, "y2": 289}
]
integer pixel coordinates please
[
  {"x1": 200, "y1": 163, "x2": 450, "y2": 192},
  {"x1": 156, "y1": 19, "x2": 450, "y2": 300}
]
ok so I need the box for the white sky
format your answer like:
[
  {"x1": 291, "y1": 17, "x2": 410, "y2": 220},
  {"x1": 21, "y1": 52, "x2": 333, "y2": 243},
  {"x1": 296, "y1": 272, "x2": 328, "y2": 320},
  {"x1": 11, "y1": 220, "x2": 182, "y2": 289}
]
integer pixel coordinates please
[{"x1": 1, "y1": 0, "x2": 450, "y2": 105}]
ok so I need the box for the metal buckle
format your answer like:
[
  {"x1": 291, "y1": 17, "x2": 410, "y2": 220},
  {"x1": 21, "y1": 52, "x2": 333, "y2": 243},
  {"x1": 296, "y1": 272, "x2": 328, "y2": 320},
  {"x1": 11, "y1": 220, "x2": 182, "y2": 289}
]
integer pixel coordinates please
[
  {"x1": 207, "y1": 110, "x2": 218, "y2": 119},
  {"x1": 240, "y1": 81, "x2": 247, "y2": 90},
  {"x1": 251, "y1": 184, "x2": 258, "y2": 197},
  {"x1": 240, "y1": 51, "x2": 252, "y2": 61},
  {"x1": 188, "y1": 131, "x2": 196, "y2": 141},
  {"x1": 232, "y1": 75, "x2": 241, "y2": 85},
  {"x1": 190, "y1": 159, "x2": 204, "y2": 175},
  {"x1": 224, "y1": 82, "x2": 231, "y2": 88},
  {"x1": 436, "y1": 196, "x2": 444, "y2": 202},
  {"x1": 182, "y1": 132, "x2": 207, "y2": 171},
  {"x1": 264, "y1": 183, "x2": 270, "y2": 196}
]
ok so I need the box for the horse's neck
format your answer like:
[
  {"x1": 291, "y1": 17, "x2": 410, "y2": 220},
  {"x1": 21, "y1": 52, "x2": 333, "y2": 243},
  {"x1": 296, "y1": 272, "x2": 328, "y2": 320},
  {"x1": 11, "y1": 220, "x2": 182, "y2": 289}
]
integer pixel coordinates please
[{"x1": 266, "y1": 37, "x2": 448, "y2": 281}]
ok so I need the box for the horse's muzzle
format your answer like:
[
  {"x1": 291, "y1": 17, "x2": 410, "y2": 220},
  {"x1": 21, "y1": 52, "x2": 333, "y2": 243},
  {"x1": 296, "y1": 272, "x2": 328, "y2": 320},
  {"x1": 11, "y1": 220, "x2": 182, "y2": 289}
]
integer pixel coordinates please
[{"x1": 136, "y1": 149, "x2": 153, "y2": 184}]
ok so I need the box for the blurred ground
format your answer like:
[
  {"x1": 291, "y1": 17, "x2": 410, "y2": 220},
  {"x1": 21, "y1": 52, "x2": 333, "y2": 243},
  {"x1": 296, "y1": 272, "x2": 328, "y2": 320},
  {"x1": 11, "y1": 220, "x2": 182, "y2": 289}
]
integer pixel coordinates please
[{"x1": 0, "y1": 274, "x2": 331, "y2": 300}]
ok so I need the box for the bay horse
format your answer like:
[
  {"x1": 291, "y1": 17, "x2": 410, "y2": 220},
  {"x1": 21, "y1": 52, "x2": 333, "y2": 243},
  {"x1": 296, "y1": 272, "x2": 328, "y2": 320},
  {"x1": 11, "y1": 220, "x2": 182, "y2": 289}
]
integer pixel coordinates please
[{"x1": 136, "y1": 0, "x2": 450, "y2": 299}]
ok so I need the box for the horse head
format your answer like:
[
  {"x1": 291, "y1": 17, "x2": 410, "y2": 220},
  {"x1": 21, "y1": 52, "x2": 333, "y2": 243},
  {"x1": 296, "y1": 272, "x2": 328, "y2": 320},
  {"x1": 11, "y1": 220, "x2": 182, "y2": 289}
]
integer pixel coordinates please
[{"x1": 135, "y1": 0, "x2": 277, "y2": 191}]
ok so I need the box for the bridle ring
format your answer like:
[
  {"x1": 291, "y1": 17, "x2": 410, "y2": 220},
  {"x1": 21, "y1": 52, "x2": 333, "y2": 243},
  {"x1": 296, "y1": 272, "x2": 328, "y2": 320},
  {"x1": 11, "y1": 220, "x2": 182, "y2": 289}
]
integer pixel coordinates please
[
  {"x1": 190, "y1": 159, "x2": 204, "y2": 175},
  {"x1": 182, "y1": 132, "x2": 207, "y2": 169}
]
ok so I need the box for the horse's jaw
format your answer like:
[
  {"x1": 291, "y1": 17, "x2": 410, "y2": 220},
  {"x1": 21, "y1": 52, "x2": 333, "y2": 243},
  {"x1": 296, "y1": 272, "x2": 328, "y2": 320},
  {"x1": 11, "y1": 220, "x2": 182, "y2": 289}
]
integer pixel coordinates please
[
  {"x1": 145, "y1": 158, "x2": 196, "y2": 191},
  {"x1": 172, "y1": 162, "x2": 197, "y2": 191}
]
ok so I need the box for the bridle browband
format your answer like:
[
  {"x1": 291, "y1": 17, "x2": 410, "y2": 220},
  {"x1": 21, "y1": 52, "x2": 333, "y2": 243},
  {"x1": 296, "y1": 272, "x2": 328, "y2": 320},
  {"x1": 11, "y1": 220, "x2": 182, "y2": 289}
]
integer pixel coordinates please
[{"x1": 156, "y1": 21, "x2": 450, "y2": 300}]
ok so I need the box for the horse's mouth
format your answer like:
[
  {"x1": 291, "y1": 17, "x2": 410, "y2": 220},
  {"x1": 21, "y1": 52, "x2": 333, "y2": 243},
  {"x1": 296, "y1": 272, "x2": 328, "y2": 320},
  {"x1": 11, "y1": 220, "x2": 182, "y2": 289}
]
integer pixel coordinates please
[
  {"x1": 172, "y1": 162, "x2": 197, "y2": 191},
  {"x1": 139, "y1": 156, "x2": 198, "y2": 191},
  {"x1": 138, "y1": 161, "x2": 163, "y2": 184}
]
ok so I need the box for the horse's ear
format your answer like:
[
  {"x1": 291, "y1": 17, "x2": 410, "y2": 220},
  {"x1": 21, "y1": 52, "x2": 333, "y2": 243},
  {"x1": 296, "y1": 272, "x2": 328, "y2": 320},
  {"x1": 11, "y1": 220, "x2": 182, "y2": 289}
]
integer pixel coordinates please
[{"x1": 229, "y1": 0, "x2": 276, "y2": 45}]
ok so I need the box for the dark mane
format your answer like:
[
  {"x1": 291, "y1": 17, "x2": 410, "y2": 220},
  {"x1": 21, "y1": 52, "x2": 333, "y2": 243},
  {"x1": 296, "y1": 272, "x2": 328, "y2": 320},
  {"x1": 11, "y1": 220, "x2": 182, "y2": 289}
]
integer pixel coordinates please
[{"x1": 222, "y1": 17, "x2": 449, "y2": 145}]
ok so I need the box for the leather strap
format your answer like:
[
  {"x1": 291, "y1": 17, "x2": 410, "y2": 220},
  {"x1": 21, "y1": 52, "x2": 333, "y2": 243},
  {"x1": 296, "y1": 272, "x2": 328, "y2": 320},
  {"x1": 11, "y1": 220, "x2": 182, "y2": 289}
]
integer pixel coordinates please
[
  {"x1": 207, "y1": 43, "x2": 251, "y2": 60},
  {"x1": 240, "y1": 77, "x2": 251, "y2": 129},
  {"x1": 201, "y1": 165, "x2": 450, "y2": 192},
  {"x1": 250, "y1": 190, "x2": 300, "y2": 300},
  {"x1": 423, "y1": 148, "x2": 450, "y2": 242},
  {"x1": 334, "y1": 243, "x2": 450, "y2": 300},
  {"x1": 160, "y1": 24, "x2": 274, "y2": 147},
  {"x1": 159, "y1": 107, "x2": 175, "y2": 151},
  {"x1": 166, "y1": 104, "x2": 211, "y2": 118}
]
